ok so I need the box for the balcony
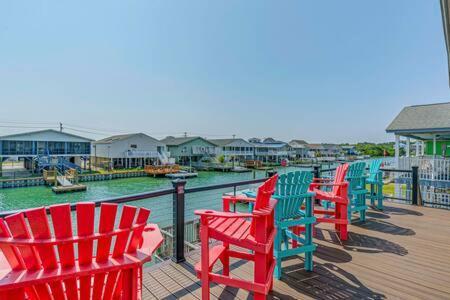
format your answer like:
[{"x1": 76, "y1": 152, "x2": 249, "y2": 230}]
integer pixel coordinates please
[{"x1": 141, "y1": 202, "x2": 450, "y2": 299}]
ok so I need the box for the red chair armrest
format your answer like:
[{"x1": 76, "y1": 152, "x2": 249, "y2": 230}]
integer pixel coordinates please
[{"x1": 194, "y1": 210, "x2": 253, "y2": 219}]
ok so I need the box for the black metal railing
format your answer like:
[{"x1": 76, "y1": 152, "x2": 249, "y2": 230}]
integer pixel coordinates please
[{"x1": 0, "y1": 165, "x2": 427, "y2": 264}]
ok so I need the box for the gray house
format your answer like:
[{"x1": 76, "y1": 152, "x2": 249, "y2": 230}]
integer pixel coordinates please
[
  {"x1": 209, "y1": 138, "x2": 254, "y2": 162},
  {"x1": 160, "y1": 136, "x2": 216, "y2": 165},
  {"x1": 289, "y1": 140, "x2": 309, "y2": 159}
]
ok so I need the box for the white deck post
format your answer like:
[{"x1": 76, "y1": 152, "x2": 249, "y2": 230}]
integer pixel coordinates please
[
  {"x1": 421, "y1": 141, "x2": 425, "y2": 156},
  {"x1": 415, "y1": 140, "x2": 420, "y2": 157},
  {"x1": 394, "y1": 135, "x2": 401, "y2": 198},
  {"x1": 395, "y1": 135, "x2": 400, "y2": 168},
  {"x1": 406, "y1": 138, "x2": 410, "y2": 157},
  {"x1": 433, "y1": 136, "x2": 437, "y2": 157}
]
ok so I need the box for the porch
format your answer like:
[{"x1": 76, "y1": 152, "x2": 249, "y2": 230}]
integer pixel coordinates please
[{"x1": 142, "y1": 202, "x2": 450, "y2": 299}]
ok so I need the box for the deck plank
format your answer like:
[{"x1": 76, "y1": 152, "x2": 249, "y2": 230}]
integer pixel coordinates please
[{"x1": 142, "y1": 202, "x2": 450, "y2": 299}]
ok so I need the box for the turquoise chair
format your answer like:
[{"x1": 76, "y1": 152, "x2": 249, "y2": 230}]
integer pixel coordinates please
[
  {"x1": 272, "y1": 171, "x2": 316, "y2": 279},
  {"x1": 244, "y1": 171, "x2": 316, "y2": 278},
  {"x1": 346, "y1": 162, "x2": 368, "y2": 222},
  {"x1": 367, "y1": 159, "x2": 384, "y2": 210}
]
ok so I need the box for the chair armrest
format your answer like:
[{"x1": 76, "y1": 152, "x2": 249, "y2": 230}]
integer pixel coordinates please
[
  {"x1": 311, "y1": 182, "x2": 348, "y2": 188},
  {"x1": 194, "y1": 210, "x2": 253, "y2": 219},
  {"x1": 222, "y1": 194, "x2": 256, "y2": 203},
  {"x1": 313, "y1": 178, "x2": 333, "y2": 182}
]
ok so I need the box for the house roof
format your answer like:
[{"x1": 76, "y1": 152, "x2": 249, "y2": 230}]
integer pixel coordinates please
[
  {"x1": 208, "y1": 138, "x2": 253, "y2": 147},
  {"x1": 93, "y1": 133, "x2": 163, "y2": 145},
  {"x1": 160, "y1": 136, "x2": 215, "y2": 146},
  {"x1": 0, "y1": 129, "x2": 93, "y2": 142},
  {"x1": 290, "y1": 139, "x2": 308, "y2": 145},
  {"x1": 386, "y1": 102, "x2": 450, "y2": 134}
]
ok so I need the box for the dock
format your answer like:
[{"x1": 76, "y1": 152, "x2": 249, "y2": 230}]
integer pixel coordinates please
[
  {"x1": 43, "y1": 168, "x2": 87, "y2": 193},
  {"x1": 141, "y1": 202, "x2": 450, "y2": 299},
  {"x1": 144, "y1": 165, "x2": 180, "y2": 176}
]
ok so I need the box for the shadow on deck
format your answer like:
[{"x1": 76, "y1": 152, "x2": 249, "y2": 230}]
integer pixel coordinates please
[{"x1": 142, "y1": 202, "x2": 450, "y2": 300}]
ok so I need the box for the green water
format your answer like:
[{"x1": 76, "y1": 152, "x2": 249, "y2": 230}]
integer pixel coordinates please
[{"x1": 0, "y1": 167, "x2": 309, "y2": 226}]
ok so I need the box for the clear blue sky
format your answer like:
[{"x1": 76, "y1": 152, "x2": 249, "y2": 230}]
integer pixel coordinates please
[{"x1": 0, "y1": 1, "x2": 448, "y2": 143}]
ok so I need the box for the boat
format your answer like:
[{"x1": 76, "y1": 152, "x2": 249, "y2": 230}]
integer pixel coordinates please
[{"x1": 165, "y1": 171, "x2": 198, "y2": 179}]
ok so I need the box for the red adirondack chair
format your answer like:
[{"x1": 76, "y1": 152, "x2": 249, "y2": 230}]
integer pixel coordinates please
[
  {"x1": 310, "y1": 164, "x2": 349, "y2": 241},
  {"x1": 0, "y1": 202, "x2": 163, "y2": 300},
  {"x1": 195, "y1": 175, "x2": 278, "y2": 300}
]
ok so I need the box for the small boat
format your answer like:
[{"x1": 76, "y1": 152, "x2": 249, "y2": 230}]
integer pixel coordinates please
[
  {"x1": 165, "y1": 171, "x2": 198, "y2": 179},
  {"x1": 231, "y1": 166, "x2": 251, "y2": 173}
]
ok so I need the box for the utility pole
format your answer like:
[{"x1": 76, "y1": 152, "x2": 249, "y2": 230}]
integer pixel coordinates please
[{"x1": 59, "y1": 122, "x2": 63, "y2": 132}]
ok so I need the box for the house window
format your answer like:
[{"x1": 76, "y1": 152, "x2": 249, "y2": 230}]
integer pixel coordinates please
[{"x1": 130, "y1": 144, "x2": 137, "y2": 149}]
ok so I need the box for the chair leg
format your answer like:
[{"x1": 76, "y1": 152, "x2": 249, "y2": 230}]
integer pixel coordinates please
[
  {"x1": 254, "y1": 251, "x2": 268, "y2": 300},
  {"x1": 334, "y1": 203, "x2": 340, "y2": 232},
  {"x1": 340, "y1": 204, "x2": 348, "y2": 241},
  {"x1": 222, "y1": 242, "x2": 230, "y2": 276},
  {"x1": 201, "y1": 226, "x2": 211, "y2": 300},
  {"x1": 360, "y1": 195, "x2": 366, "y2": 222},
  {"x1": 305, "y1": 221, "x2": 313, "y2": 272},
  {"x1": 274, "y1": 227, "x2": 282, "y2": 279}
]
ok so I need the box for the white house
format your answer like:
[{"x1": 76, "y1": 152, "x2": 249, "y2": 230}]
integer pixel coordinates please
[
  {"x1": 91, "y1": 133, "x2": 167, "y2": 169},
  {"x1": 209, "y1": 138, "x2": 254, "y2": 162}
]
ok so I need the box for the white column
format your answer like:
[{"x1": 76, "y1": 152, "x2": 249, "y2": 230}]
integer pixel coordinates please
[
  {"x1": 394, "y1": 135, "x2": 400, "y2": 168},
  {"x1": 406, "y1": 137, "x2": 410, "y2": 157},
  {"x1": 421, "y1": 141, "x2": 425, "y2": 156},
  {"x1": 415, "y1": 140, "x2": 420, "y2": 157},
  {"x1": 433, "y1": 136, "x2": 437, "y2": 156}
]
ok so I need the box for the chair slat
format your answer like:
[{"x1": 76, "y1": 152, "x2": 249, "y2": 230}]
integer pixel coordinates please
[
  {"x1": 127, "y1": 208, "x2": 150, "y2": 253},
  {"x1": 4, "y1": 213, "x2": 40, "y2": 270},
  {"x1": 26, "y1": 207, "x2": 66, "y2": 299},
  {"x1": 77, "y1": 202, "x2": 96, "y2": 300},
  {"x1": 93, "y1": 203, "x2": 118, "y2": 300},
  {"x1": 103, "y1": 205, "x2": 137, "y2": 300},
  {"x1": 50, "y1": 204, "x2": 78, "y2": 300},
  {"x1": 0, "y1": 219, "x2": 23, "y2": 270}
]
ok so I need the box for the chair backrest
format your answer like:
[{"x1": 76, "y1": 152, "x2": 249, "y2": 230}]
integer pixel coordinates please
[
  {"x1": 274, "y1": 171, "x2": 313, "y2": 220},
  {"x1": 346, "y1": 162, "x2": 367, "y2": 191},
  {"x1": 250, "y1": 175, "x2": 278, "y2": 236},
  {"x1": 332, "y1": 163, "x2": 349, "y2": 195},
  {"x1": 0, "y1": 202, "x2": 150, "y2": 299},
  {"x1": 367, "y1": 159, "x2": 382, "y2": 182}
]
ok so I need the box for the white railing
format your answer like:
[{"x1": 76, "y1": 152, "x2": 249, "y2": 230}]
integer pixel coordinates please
[
  {"x1": 398, "y1": 157, "x2": 450, "y2": 182},
  {"x1": 192, "y1": 146, "x2": 216, "y2": 155},
  {"x1": 222, "y1": 151, "x2": 254, "y2": 156},
  {"x1": 124, "y1": 150, "x2": 160, "y2": 158}
]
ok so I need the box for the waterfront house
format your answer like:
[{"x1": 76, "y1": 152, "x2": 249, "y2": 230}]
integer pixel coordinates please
[
  {"x1": 209, "y1": 138, "x2": 254, "y2": 162},
  {"x1": 386, "y1": 102, "x2": 450, "y2": 207},
  {"x1": 160, "y1": 136, "x2": 216, "y2": 165},
  {"x1": 306, "y1": 143, "x2": 342, "y2": 159},
  {"x1": 91, "y1": 133, "x2": 167, "y2": 169},
  {"x1": 288, "y1": 139, "x2": 309, "y2": 159},
  {"x1": 0, "y1": 129, "x2": 92, "y2": 172},
  {"x1": 386, "y1": 102, "x2": 450, "y2": 159},
  {"x1": 249, "y1": 137, "x2": 294, "y2": 163}
]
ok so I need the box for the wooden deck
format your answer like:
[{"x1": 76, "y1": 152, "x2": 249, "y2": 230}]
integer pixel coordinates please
[{"x1": 142, "y1": 202, "x2": 450, "y2": 299}]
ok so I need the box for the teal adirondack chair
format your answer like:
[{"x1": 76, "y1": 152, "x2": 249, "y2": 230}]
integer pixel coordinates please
[
  {"x1": 367, "y1": 159, "x2": 384, "y2": 210},
  {"x1": 346, "y1": 162, "x2": 368, "y2": 222},
  {"x1": 272, "y1": 171, "x2": 316, "y2": 279}
]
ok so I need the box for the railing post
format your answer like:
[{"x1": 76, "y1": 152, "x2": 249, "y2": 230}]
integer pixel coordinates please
[
  {"x1": 172, "y1": 179, "x2": 187, "y2": 263},
  {"x1": 313, "y1": 165, "x2": 320, "y2": 179},
  {"x1": 411, "y1": 166, "x2": 419, "y2": 205},
  {"x1": 267, "y1": 170, "x2": 277, "y2": 178}
]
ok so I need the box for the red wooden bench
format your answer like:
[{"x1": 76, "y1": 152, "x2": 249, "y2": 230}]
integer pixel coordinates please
[
  {"x1": 0, "y1": 202, "x2": 163, "y2": 300},
  {"x1": 195, "y1": 175, "x2": 278, "y2": 300}
]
